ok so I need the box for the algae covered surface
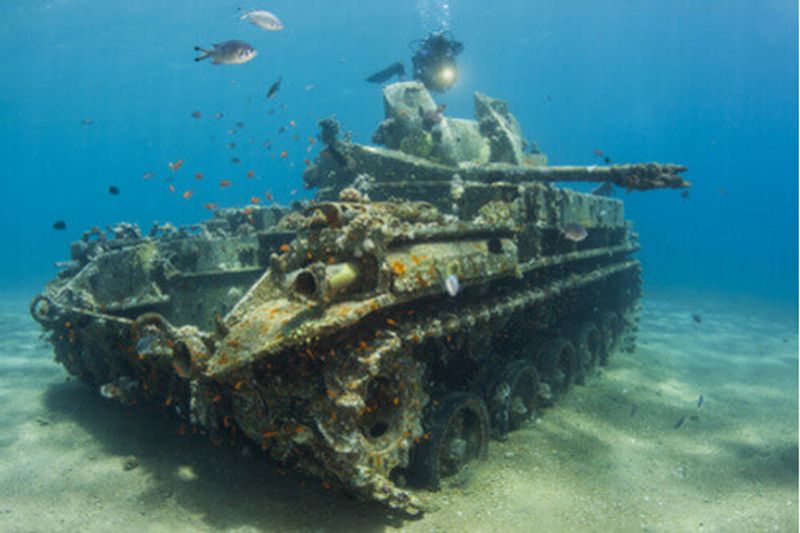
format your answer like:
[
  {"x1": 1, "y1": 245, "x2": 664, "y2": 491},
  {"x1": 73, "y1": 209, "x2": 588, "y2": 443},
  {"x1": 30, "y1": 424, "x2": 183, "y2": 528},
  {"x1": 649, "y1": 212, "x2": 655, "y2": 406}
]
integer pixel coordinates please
[{"x1": 0, "y1": 289, "x2": 795, "y2": 532}]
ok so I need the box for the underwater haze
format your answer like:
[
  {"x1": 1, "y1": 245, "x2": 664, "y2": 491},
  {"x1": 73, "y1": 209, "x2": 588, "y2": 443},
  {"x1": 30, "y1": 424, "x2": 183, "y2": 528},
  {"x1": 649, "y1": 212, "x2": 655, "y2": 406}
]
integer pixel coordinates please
[
  {"x1": 0, "y1": 1, "x2": 797, "y2": 532},
  {"x1": 0, "y1": 0, "x2": 797, "y2": 300}
]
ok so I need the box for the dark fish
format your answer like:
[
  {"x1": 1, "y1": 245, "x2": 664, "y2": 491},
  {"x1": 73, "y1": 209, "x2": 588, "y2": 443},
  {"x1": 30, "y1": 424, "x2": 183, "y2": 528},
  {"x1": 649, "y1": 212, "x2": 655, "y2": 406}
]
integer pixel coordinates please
[
  {"x1": 230, "y1": 157, "x2": 242, "y2": 164},
  {"x1": 591, "y1": 182, "x2": 614, "y2": 197},
  {"x1": 268, "y1": 108, "x2": 276, "y2": 116},
  {"x1": 227, "y1": 142, "x2": 237, "y2": 149},
  {"x1": 53, "y1": 220, "x2": 67, "y2": 231},
  {"x1": 674, "y1": 415, "x2": 686, "y2": 429},
  {"x1": 278, "y1": 126, "x2": 286, "y2": 134},
  {"x1": 194, "y1": 41, "x2": 257, "y2": 65},
  {"x1": 717, "y1": 186, "x2": 728, "y2": 197},
  {"x1": 236, "y1": 122, "x2": 246, "y2": 129},
  {"x1": 267, "y1": 77, "x2": 282, "y2": 100},
  {"x1": 81, "y1": 117, "x2": 93, "y2": 126},
  {"x1": 697, "y1": 394, "x2": 704, "y2": 408},
  {"x1": 692, "y1": 313, "x2": 702, "y2": 324},
  {"x1": 592, "y1": 148, "x2": 604, "y2": 158},
  {"x1": 604, "y1": 156, "x2": 611, "y2": 164},
  {"x1": 681, "y1": 190, "x2": 690, "y2": 199},
  {"x1": 630, "y1": 404, "x2": 638, "y2": 417},
  {"x1": 366, "y1": 62, "x2": 405, "y2": 83},
  {"x1": 279, "y1": 103, "x2": 288, "y2": 110},
  {"x1": 292, "y1": 134, "x2": 301, "y2": 142},
  {"x1": 191, "y1": 111, "x2": 202, "y2": 119},
  {"x1": 108, "y1": 185, "x2": 120, "y2": 195}
]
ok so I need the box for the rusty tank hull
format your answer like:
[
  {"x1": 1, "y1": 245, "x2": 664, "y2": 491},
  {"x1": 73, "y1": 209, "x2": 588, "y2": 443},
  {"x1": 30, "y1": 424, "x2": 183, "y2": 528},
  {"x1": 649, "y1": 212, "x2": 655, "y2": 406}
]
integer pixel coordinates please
[{"x1": 32, "y1": 82, "x2": 687, "y2": 514}]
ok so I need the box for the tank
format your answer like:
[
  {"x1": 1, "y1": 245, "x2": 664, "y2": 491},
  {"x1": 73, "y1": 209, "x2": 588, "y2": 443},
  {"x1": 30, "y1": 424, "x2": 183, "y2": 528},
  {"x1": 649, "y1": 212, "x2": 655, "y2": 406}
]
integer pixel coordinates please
[{"x1": 30, "y1": 82, "x2": 689, "y2": 514}]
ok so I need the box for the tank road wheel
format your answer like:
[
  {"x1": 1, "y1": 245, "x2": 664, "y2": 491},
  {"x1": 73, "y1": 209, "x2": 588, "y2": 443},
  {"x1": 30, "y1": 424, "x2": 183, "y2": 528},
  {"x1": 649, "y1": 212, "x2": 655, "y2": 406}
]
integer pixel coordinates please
[
  {"x1": 487, "y1": 360, "x2": 540, "y2": 439},
  {"x1": 534, "y1": 338, "x2": 577, "y2": 400},
  {"x1": 600, "y1": 312, "x2": 622, "y2": 363},
  {"x1": 409, "y1": 392, "x2": 490, "y2": 490},
  {"x1": 571, "y1": 322, "x2": 605, "y2": 384}
]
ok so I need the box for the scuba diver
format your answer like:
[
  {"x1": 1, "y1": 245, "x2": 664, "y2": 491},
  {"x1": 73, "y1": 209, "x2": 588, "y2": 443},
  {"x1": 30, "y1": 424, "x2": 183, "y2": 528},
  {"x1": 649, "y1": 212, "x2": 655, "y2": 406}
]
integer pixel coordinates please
[{"x1": 365, "y1": 30, "x2": 464, "y2": 93}]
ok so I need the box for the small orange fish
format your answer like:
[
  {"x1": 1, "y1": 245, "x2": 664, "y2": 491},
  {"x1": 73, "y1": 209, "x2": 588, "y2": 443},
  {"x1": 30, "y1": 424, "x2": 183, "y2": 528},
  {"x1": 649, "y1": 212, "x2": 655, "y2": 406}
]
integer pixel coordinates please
[
  {"x1": 303, "y1": 158, "x2": 311, "y2": 166},
  {"x1": 204, "y1": 203, "x2": 218, "y2": 211},
  {"x1": 168, "y1": 159, "x2": 184, "y2": 172},
  {"x1": 265, "y1": 191, "x2": 273, "y2": 201},
  {"x1": 280, "y1": 150, "x2": 288, "y2": 158},
  {"x1": 308, "y1": 136, "x2": 316, "y2": 145},
  {"x1": 250, "y1": 195, "x2": 261, "y2": 204},
  {"x1": 279, "y1": 244, "x2": 290, "y2": 252},
  {"x1": 289, "y1": 120, "x2": 296, "y2": 127},
  {"x1": 194, "y1": 172, "x2": 204, "y2": 180},
  {"x1": 168, "y1": 184, "x2": 176, "y2": 193},
  {"x1": 243, "y1": 207, "x2": 253, "y2": 215},
  {"x1": 182, "y1": 190, "x2": 193, "y2": 200},
  {"x1": 219, "y1": 179, "x2": 232, "y2": 188},
  {"x1": 247, "y1": 170, "x2": 255, "y2": 178}
]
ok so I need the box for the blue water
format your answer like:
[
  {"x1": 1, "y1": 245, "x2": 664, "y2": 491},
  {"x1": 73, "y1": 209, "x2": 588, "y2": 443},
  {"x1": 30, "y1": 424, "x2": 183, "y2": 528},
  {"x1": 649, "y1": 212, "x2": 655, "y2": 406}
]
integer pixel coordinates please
[{"x1": 0, "y1": 0, "x2": 797, "y2": 303}]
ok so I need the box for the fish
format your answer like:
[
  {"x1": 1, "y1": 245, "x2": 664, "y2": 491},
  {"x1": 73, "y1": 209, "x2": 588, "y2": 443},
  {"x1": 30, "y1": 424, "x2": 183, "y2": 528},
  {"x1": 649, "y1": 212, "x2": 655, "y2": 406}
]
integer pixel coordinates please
[
  {"x1": 247, "y1": 170, "x2": 255, "y2": 178},
  {"x1": 204, "y1": 203, "x2": 218, "y2": 211},
  {"x1": 219, "y1": 180, "x2": 232, "y2": 188},
  {"x1": 366, "y1": 62, "x2": 405, "y2": 83},
  {"x1": 278, "y1": 126, "x2": 287, "y2": 134},
  {"x1": 697, "y1": 394, "x2": 704, "y2": 408},
  {"x1": 673, "y1": 415, "x2": 686, "y2": 429},
  {"x1": 308, "y1": 136, "x2": 316, "y2": 145},
  {"x1": 214, "y1": 112, "x2": 224, "y2": 120},
  {"x1": 592, "y1": 148, "x2": 604, "y2": 158},
  {"x1": 292, "y1": 134, "x2": 300, "y2": 142},
  {"x1": 250, "y1": 196, "x2": 261, "y2": 204},
  {"x1": 108, "y1": 185, "x2": 120, "y2": 195},
  {"x1": 230, "y1": 157, "x2": 242, "y2": 164},
  {"x1": 194, "y1": 172, "x2": 204, "y2": 180},
  {"x1": 444, "y1": 274, "x2": 460, "y2": 297},
  {"x1": 692, "y1": 313, "x2": 702, "y2": 324},
  {"x1": 680, "y1": 190, "x2": 690, "y2": 199},
  {"x1": 630, "y1": 404, "x2": 638, "y2": 417},
  {"x1": 81, "y1": 117, "x2": 94, "y2": 126},
  {"x1": 194, "y1": 41, "x2": 257, "y2": 65},
  {"x1": 236, "y1": 122, "x2": 246, "y2": 129},
  {"x1": 53, "y1": 220, "x2": 67, "y2": 231},
  {"x1": 182, "y1": 190, "x2": 193, "y2": 200},
  {"x1": 142, "y1": 171, "x2": 155, "y2": 180},
  {"x1": 267, "y1": 77, "x2": 282, "y2": 100},
  {"x1": 280, "y1": 150, "x2": 288, "y2": 158},
  {"x1": 304, "y1": 83, "x2": 316, "y2": 91},
  {"x1": 228, "y1": 142, "x2": 237, "y2": 150},
  {"x1": 560, "y1": 223, "x2": 588, "y2": 243},
  {"x1": 168, "y1": 184, "x2": 176, "y2": 193},
  {"x1": 289, "y1": 120, "x2": 296, "y2": 128},
  {"x1": 191, "y1": 111, "x2": 202, "y2": 119},
  {"x1": 265, "y1": 191, "x2": 273, "y2": 201},
  {"x1": 604, "y1": 156, "x2": 611, "y2": 164},
  {"x1": 168, "y1": 159, "x2": 184, "y2": 172},
  {"x1": 240, "y1": 9, "x2": 284, "y2": 31}
]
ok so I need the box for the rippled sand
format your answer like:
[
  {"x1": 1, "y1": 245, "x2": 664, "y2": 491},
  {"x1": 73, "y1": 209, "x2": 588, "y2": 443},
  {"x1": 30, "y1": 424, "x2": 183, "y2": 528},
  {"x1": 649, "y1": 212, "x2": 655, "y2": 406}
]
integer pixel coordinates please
[{"x1": 0, "y1": 289, "x2": 796, "y2": 532}]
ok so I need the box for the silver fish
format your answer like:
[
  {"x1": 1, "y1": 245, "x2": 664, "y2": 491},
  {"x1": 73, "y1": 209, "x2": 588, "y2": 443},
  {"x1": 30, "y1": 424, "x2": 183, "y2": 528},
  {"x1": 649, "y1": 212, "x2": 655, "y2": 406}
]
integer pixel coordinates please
[
  {"x1": 241, "y1": 9, "x2": 284, "y2": 31},
  {"x1": 560, "y1": 223, "x2": 588, "y2": 243},
  {"x1": 194, "y1": 40, "x2": 257, "y2": 65},
  {"x1": 444, "y1": 274, "x2": 460, "y2": 297}
]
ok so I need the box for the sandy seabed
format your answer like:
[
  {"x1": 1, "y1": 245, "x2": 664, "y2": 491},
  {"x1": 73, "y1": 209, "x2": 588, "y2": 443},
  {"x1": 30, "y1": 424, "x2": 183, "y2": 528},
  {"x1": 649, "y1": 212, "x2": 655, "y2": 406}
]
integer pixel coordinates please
[{"x1": 0, "y1": 288, "x2": 796, "y2": 533}]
